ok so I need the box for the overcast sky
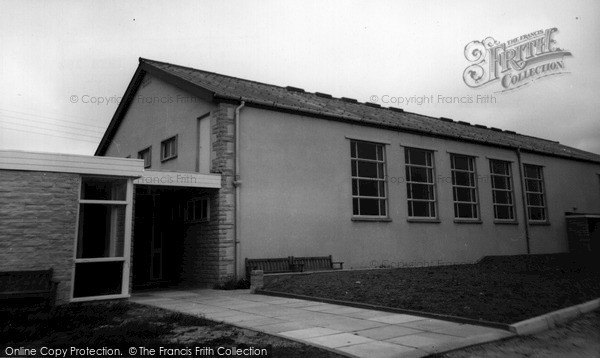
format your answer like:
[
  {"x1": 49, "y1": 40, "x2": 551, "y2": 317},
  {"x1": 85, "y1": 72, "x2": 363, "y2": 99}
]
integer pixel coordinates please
[{"x1": 1, "y1": 0, "x2": 598, "y2": 155}]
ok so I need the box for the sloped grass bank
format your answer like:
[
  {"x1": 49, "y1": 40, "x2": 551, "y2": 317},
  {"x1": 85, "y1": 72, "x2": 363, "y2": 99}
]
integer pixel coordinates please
[{"x1": 263, "y1": 254, "x2": 600, "y2": 324}]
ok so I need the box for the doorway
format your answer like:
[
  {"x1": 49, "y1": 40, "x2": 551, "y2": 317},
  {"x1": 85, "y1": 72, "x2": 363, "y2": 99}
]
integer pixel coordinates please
[{"x1": 132, "y1": 186, "x2": 185, "y2": 289}]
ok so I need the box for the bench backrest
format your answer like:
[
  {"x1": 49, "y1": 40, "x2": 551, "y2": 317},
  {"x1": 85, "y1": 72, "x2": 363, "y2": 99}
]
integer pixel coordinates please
[
  {"x1": 0, "y1": 269, "x2": 54, "y2": 293},
  {"x1": 294, "y1": 256, "x2": 333, "y2": 271},
  {"x1": 246, "y1": 258, "x2": 292, "y2": 274}
]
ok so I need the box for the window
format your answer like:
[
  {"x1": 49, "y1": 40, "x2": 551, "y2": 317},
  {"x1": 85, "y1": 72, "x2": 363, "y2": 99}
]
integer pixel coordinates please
[
  {"x1": 350, "y1": 140, "x2": 387, "y2": 217},
  {"x1": 138, "y1": 147, "x2": 151, "y2": 168},
  {"x1": 451, "y1": 154, "x2": 479, "y2": 219},
  {"x1": 405, "y1": 148, "x2": 436, "y2": 218},
  {"x1": 524, "y1": 164, "x2": 547, "y2": 222},
  {"x1": 490, "y1": 160, "x2": 515, "y2": 221},
  {"x1": 185, "y1": 197, "x2": 209, "y2": 222},
  {"x1": 161, "y1": 135, "x2": 178, "y2": 161},
  {"x1": 73, "y1": 177, "x2": 132, "y2": 300}
]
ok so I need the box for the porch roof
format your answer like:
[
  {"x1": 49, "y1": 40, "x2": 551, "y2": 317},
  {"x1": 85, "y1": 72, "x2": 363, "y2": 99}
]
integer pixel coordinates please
[{"x1": 134, "y1": 170, "x2": 221, "y2": 188}]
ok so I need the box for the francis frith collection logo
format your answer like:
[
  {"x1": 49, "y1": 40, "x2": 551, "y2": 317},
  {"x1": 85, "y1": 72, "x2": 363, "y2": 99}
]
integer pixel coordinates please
[{"x1": 463, "y1": 28, "x2": 571, "y2": 92}]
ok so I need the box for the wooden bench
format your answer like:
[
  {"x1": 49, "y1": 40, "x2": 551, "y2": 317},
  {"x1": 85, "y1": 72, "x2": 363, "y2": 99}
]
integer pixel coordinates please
[
  {"x1": 245, "y1": 255, "x2": 343, "y2": 277},
  {"x1": 0, "y1": 269, "x2": 58, "y2": 308},
  {"x1": 245, "y1": 257, "x2": 301, "y2": 277},
  {"x1": 293, "y1": 255, "x2": 344, "y2": 271}
]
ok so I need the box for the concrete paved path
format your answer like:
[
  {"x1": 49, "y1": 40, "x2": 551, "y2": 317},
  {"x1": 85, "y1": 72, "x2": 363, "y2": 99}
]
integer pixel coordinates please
[{"x1": 132, "y1": 289, "x2": 513, "y2": 358}]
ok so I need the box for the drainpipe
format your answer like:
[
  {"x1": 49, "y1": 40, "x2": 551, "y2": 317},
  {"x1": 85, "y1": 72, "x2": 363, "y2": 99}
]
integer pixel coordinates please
[
  {"x1": 233, "y1": 101, "x2": 245, "y2": 280},
  {"x1": 516, "y1": 147, "x2": 531, "y2": 254}
]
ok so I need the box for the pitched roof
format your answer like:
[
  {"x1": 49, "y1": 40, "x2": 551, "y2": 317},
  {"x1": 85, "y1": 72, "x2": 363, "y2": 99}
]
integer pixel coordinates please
[{"x1": 96, "y1": 58, "x2": 600, "y2": 164}]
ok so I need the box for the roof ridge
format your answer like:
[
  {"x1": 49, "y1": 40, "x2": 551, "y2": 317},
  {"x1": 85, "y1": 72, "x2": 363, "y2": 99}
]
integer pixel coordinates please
[{"x1": 134, "y1": 58, "x2": 599, "y2": 163}]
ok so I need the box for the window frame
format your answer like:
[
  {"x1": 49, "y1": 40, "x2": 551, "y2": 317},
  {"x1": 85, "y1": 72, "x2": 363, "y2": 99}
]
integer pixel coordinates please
[
  {"x1": 350, "y1": 140, "x2": 389, "y2": 219},
  {"x1": 138, "y1": 146, "x2": 152, "y2": 168},
  {"x1": 523, "y1": 164, "x2": 548, "y2": 223},
  {"x1": 71, "y1": 176, "x2": 133, "y2": 302},
  {"x1": 450, "y1": 154, "x2": 480, "y2": 221},
  {"x1": 489, "y1": 159, "x2": 517, "y2": 223},
  {"x1": 161, "y1": 135, "x2": 178, "y2": 162},
  {"x1": 184, "y1": 196, "x2": 210, "y2": 223},
  {"x1": 404, "y1": 147, "x2": 438, "y2": 220}
]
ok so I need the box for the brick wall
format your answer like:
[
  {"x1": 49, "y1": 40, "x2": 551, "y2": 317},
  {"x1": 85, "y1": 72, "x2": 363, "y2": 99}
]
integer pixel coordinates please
[
  {"x1": 180, "y1": 102, "x2": 237, "y2": 286},
  {"x1": 566, "y1": 217, "x2": 592, "y2": 254},
  {"x1": 0, "y1": 170, "x2": 80, "y2": 304}
]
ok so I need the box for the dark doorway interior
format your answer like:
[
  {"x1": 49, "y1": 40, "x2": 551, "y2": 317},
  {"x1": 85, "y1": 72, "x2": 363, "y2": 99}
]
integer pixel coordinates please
[{"x1": 132, "y1": 185, "x2": 208, "y2": 290}]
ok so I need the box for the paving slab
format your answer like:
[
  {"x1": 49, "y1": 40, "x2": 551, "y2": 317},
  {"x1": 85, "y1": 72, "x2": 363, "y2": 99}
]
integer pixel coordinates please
[
  {"x1": 435, "y1": 323, "x2": 504, "y2": 338},
  {"x1": 386, "y1": 332, "x2": 462, "y2": 352},
  {"x1": 368, "y1": 314, "x2": 428, "y2": 324},
  {"x1": 234, "y1": 317, "x2": 289, "y2": 328},
  {"x1": 354, "y1": 325, "x2": 424, "y2": 340},
  {"x1": 319, "y1": 316, "x2": 389, "y2": 332},
  {"x1": 279, "y1": 301, "x2": 326, "y2": 308},
  {"x1": 132, "y1": 289, "x2": 513, "y2": 358},
  {"x1": 302, "y1": 304, "x2": 342, "y2": 312},
  {"x1": 304, "y1": 332, "x2": 375, "y2": 348},
  {"x1": 254, "y1": 321, "x2": 314, "y2": 334},
  {"x1": 400, "y1": 318, "x2": 469, "y2": 332},
  {"x1": 338, "y1": 341, "x2": 423, "y2": 358},
  {"x1": 279, "y1": 327, "x2": 342, "y2": 339},
  {"x1": 319, "y1": 306, "x2": 366, "y2": 315}
]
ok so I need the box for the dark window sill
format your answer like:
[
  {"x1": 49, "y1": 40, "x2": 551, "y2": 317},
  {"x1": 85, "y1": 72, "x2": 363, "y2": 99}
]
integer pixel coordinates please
[
  {"x1": 407, "y1": 218, "x2": 441, "y2": 223},
  {"x1": 454, "y1": 219, "x2": 483, "y2": 224},
  {"x1": 351, "y1": 217, "x2": 392, "y2": 222},
  {"x1": 494, "y1": 220, "x2": 519, "y2": 225}
]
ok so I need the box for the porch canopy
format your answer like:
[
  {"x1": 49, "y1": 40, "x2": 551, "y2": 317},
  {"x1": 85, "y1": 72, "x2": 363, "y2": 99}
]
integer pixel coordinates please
[{"x1": 134, "y1": 170, "x2": 221, "y2": 189}]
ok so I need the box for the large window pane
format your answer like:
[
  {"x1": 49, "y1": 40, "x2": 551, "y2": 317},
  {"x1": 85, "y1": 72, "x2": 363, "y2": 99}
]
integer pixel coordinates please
[
  {"x1": 490, "y1": 160, "x2": 515, "y2": 221},
  {"x1": 453, "y1": 171, "x2": 473, "y2": 186},
  {"x1": 456, "y1": 203, "x2": 475, "y2": 218},
  {"x1": 409, "y1": 167, "x2": 430, "y2": 183},
  {"x1": 526, "y1": 180, "x2": 542, "y2": 193},
  {"x1": 454, "y1": 187, "x2": 474, "y2": 202},
  {"x1": 527, "y1": 193, "x2": 544, "y2": 206},
  {"x1": 524, "y1": 165, "x2": 541, "y2": 179},
  {"x1": 410, "y1": 183, "x2": 433, "y2": 200},
  {"x1": 492, "y1": 176, "x2": 510, "y2": 190},
  {"x1": 493, "y1": 191, "x2": 512, "y2": 204},
  {"x1": 73, "y1": 262, "x2": 123, "y2": 298},
  {"x1": 405, "y1": 148, "x2": 436, "y2": 218},
  {"x1": 77, "y1": 204, "x2": 125, "y2": 258},
  {"x1": 523, "y1": 164, "x2": 547, "y2": 222},
  {"x1": 451, "y1": 155, "x2": 478, "y2": 219},
  {"x1": 356, "y1": 141, "x2": 378, "y2": 160},
  {"x1": 358, "y1": 198, "x2": 380, "y2": 215},
  {"x1": 351, "y1": 140, "x2": 387, "y2": 217},
  {"x1": 529, "y1": 207, "x2": 546, "y2": 221},
  {"x1": 452, "y1": 156, "x2": 471, "y2": 171},
  {"x1": 357, "y1": 161, "x2": 379, "y2": 178},
  {"x1": 495, "y1": 206, "x2": 513, "y2": 220},
  {"x1": 490, "y1": 161, "x2": 509, "y2": 175},
  {"x1": 358, "y1": 180, "x2": 379, "y2": 197},
  {"x1": 407, "y1": 149, "x2": 428, "y2": 166}
]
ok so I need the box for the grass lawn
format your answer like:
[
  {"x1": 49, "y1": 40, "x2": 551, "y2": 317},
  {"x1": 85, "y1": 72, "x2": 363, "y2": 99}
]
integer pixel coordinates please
[
  {"x1": 0, "y1": 301, "x2": 343, "y2": 358},
  {"x1": 263, "y1": 254, "x2": 600, "y2": 324}
]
